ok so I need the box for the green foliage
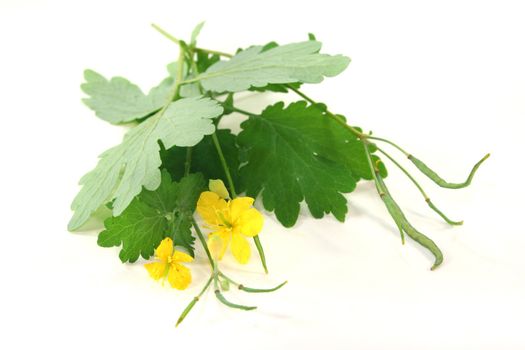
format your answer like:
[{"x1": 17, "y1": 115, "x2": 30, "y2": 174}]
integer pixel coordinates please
[
  {"x1": 68, "y1": 97, "x2": 223, "y2": 231},
  {"x1": 98, "y1": 171, "x2": 205, "y2": 262},
  {"x1": 67, "y1": 25, "x2": 490, "y2": 326},
  {"x1": 197, "y1": 41, "x2": 350, "y2": 92},
  {"x1": 161, "y1": 129, "x2": 244, "y2": 191},
  {"x1": 237, "y1": 101, "x2": 376, "y2": 227}
]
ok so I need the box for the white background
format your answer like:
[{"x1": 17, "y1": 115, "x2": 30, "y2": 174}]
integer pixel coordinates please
[{"x1": 1, "y1": 0, "x2": 524, "y2": 349}]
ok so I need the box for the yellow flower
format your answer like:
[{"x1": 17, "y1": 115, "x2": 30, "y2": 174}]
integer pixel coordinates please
[
  {"x1": 144, "y1": 237, "x2": 193, "y2": 290},
  {"x1": 197, "y1": 179, "x2": 263, "y2": 264}
]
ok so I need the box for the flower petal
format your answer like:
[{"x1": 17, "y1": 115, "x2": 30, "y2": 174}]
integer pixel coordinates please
[
  {"x1": 207, "y1": 234, "x2": 225, "y2": 260},
  {"x1": 237, "y1": 208, "x2": 264, "y2": 237},
  {"x1": 197, "y1": 191, "x2": 228, "y2": 226},
  {"x1": 209, "y1": 179, "x2": 230, "y2": 199},
  {"x1": 230, "y1": 197, "x2": 254, "y2": 223},
  {"x1": 208, "y1": 229, "x2": 231, "y2": 260},
  {"x1": 145, "y1": 262, "x2": 167, "y2": 281},
  {"x1": 231, "y1": 233, "x2": 251, "y2": 264},
  {"x1": 155, "y1": 237, "x2": 174, "y2": 262},
  {"x1": 172, "y1": 250, "x2": 193, "y2": 263},
  {"x1": 168, "y1": 263, "x2": 192, "y2": 290}
]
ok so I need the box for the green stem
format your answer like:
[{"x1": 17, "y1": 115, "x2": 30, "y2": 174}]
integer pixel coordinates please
[
  {"x1": 175, "y1": 276, "x2": 212, "y2": 327},
  {"x1": 367, "y1": 136, "x2": 410, "y2": 156},
  {"x1": 285, "y1": 84, "x2": 364, "y2": 138},
  {"x1": 211, "y1": 133, "x2": 237, "y2": 197},
  {"x1": 222, "y1": 105, "x2": 258, "y2": 118},
  {"x1": 152, "y1": 23, "x2": 233, "y2": 59},
  {"x1": 213, "y1": 261, "x2": 257, "y2": 310},
  {"x1": 376, "y1": 147, "x2": 463, "y2": 226},
  {"x1": 191, "y1": 217, "x2": 214, "y2": 267}
]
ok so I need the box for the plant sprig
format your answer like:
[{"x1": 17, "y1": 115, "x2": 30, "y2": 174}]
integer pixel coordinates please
[{"x1": 69, "y1": 22, "x2": 489, "y2": 326}]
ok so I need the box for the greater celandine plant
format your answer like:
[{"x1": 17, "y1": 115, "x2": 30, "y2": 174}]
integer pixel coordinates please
[{"x1": 68, "y1": 23, "x2": 489, "y2": 326}]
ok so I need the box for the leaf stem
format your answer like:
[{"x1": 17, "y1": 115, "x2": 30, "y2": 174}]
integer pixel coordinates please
[
  {"x1": 152, "y1": 24, "x2": 233, "y2": 59},
  {"x1": 285, "y1": 84, "x2": 365, "y2": 139},
  {"x1": 367, "y1": 136, "x2": 410, "y2": 157},
  {"x1": 222, "y1": 105, "x2": 258, "y2": 118},
  {"x1": 211, "y1": 133, "x2": 237, "y2": 197},
  {"x1": 376, "y1": 147, "x2": 463, "y2": 226}
]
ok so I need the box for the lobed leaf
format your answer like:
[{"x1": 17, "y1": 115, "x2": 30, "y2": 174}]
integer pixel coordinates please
[
  {"x1": 68, "y1": 97, "x2": 223, "y2": 231},
  {"x1": 238, "y1": 101, "x2": 365, "y2": 227},
  {"x1": 197, "y1": 40, "x2": 350, "y2": 92},
  {"x1": 98, "y1": 171, "x2": 205, "y2": 262},
  {"x1": 81, "y1": 70, "x2": 175, "y2": 124}
]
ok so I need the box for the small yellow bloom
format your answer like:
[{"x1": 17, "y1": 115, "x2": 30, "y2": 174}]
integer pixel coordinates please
[
  {"x1": 145, "y1": 237, "x2": 193, "y2": 290},
  {"x1": 197, "y1": 179, "x2": 263, "y2": 264}
]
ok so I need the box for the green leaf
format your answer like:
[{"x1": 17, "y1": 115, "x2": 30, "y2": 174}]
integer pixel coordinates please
[
  {"x1": 161, "y1": 129, "x2": 244, "y2": 192},
  {"x1": 237, "y1": 101, "x2": 363, "y2": 227},
  {"x1": 68, "y1": 97, "x2": 223, "y2": 231},
  {"x1": 98, "y1": 171, "x2": 205, "y2": 262},
  {"x1": 196, "y1": 40, "x2": 350, "y2": 92},
  {"x1": 81, "y1": 70, "x2": 175, "y2": 124},
  {"x1": 195, "y1": 51, "x2": 220, "y2": 73}
]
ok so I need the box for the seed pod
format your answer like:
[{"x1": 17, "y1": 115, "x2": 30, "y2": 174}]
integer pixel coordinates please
[{"x1": 408, "y1": 153, "x2": 490, "y2": 189}]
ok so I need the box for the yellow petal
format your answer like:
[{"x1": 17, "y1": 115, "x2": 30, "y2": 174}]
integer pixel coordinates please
[
  {"x1": 172, "y1": 250, "x2": 193, "y2": 263},
  {"x1": 145, "y1": 262, "x2": 168, "y2": 281},
  {"x1": 208, "y1": 229, "x2": 231, "y2": 260},
  {"x1": 209, "y1": 179, "x2": 230, "y2": 199},
  {"x1": 231, "y1": 233, "x2": 251, "y2": 264},
  {"x1": 207, "y1": 234, "x2": 225, "y2": 260},
  {"x1": 230, "y1": 197, "x2": 254, "y2": 223},
  {"x1": 197, "y1": 191, "x2": 228, "y2": 226},
  {"x1": 168, "y1": 263, "x2": 192, "y2": 290},
  {"x1": 155, "y1": 237, "x2": 174, "y2": 262},
  {"x1": 237, "y1": 208, "x2": 264, "y2": 237}
]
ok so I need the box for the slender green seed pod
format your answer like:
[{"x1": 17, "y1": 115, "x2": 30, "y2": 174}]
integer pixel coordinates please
[
  {"x1": 214, "y1": 290, "x2": 257, "y2": 311},
  {"x1": 253, "y1": 236, "x2": 269, "y2": 274},
  {"x1": 379, "y1": 192, "x2": 406, "y2": 244},
  {"x1": 176, "y1": 297, "x2": 199, "y2": 327},
  {"x1": 376, "y1": 175, "x2": 444, "y2": 270},
  {"x1": 374, "y1": 159, "x2": 405, "y2": 244},
  {"x1": 175, "y1": 276, "x2": 213, "y2": 327},
  {"x1": 408, "y1": 153, "x2": 490, "y2": 189},
  {"x1": 218, "y1": 272, "x2": 287, "y2": 294},
  {"x1": 426, "y1": 199, "x2": 463, "y2": 226},
  {"x1": 376, "y1": 147, "x2": 463, "y2": 225},
  {"x1": 238, "y1": 281, "x2": 288, "y2": 293}
]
